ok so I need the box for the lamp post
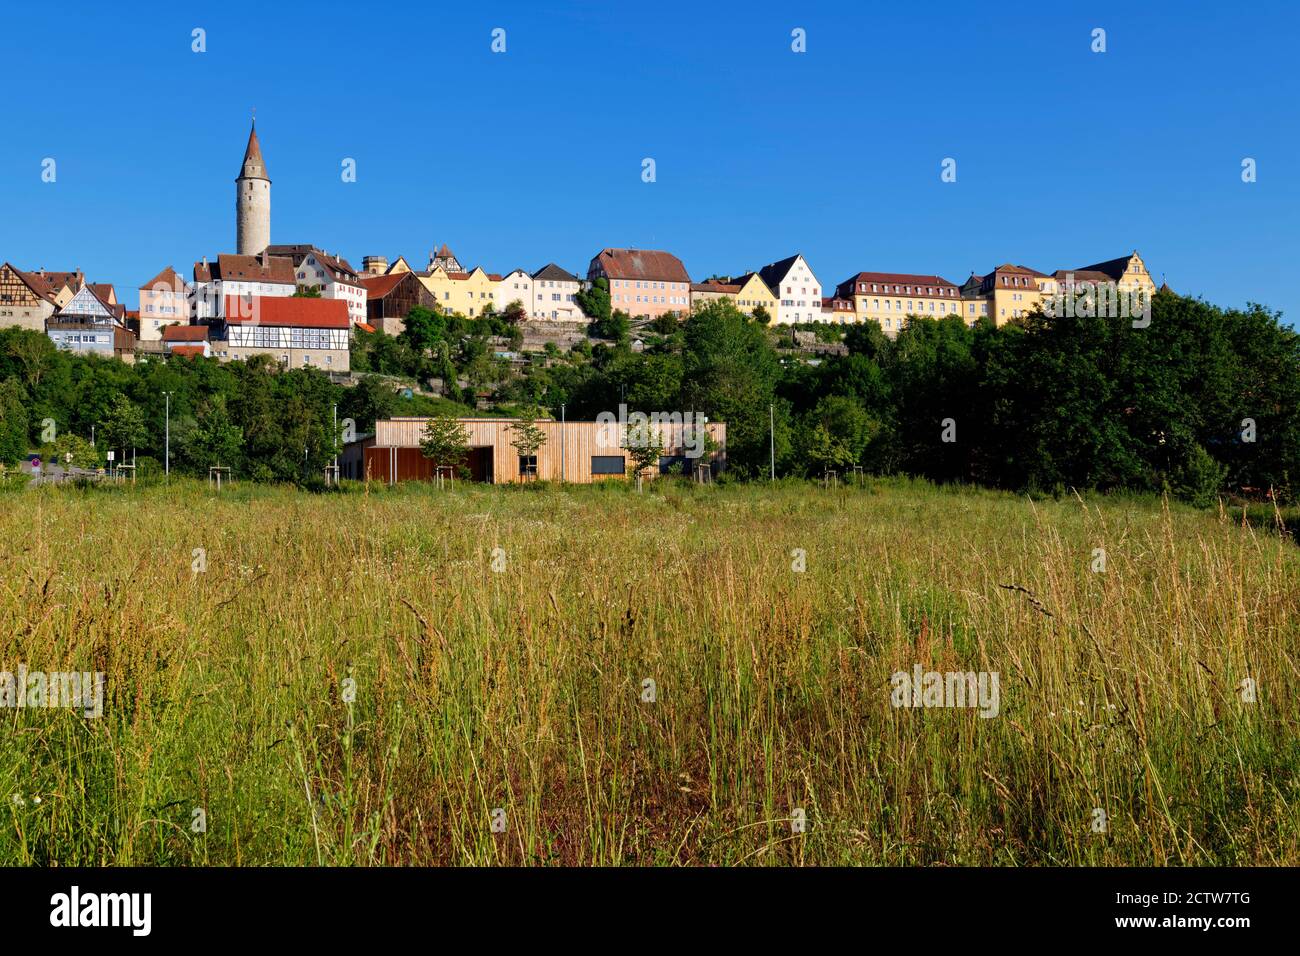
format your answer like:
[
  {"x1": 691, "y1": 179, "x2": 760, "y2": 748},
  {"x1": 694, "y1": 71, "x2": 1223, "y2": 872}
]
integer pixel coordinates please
[
  {"x1": 769, "y1": 403, "x2": 775, "y2": 482},
  {"x1": 164, "y1": 391, "x2": 172, "y2": 479},
  {"x1": 560, "y1": 403, "x2": 566, "y2": 482}
]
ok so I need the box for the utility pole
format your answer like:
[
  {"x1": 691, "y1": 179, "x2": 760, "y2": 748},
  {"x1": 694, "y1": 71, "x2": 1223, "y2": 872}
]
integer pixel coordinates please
[
  {"x1": 164, "y1": 392, "x2": 172, "y2": 479},
  {"x1": 560, "y1": 403, "x2": 566, "y2": 482},
  {"x1": 332, "y1": 403, "x2": 339, "y2": 472},
  {"x1": 769, "y1": 403, "x2": 775, "y2": 482}
]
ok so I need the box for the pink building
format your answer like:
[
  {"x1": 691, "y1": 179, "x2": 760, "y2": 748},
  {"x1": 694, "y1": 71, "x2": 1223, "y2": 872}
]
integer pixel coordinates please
[{"x1": 588, "y1": 248, "x2": 690, "y2": 321}]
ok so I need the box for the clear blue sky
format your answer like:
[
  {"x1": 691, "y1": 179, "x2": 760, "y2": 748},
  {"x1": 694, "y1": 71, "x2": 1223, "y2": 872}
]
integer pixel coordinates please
[{"x1": 2, "y1": 0, "x2": 1296, "y2": 319}]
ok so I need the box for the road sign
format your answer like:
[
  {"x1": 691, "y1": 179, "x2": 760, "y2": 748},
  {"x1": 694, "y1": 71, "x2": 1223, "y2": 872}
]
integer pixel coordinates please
[
  {"x1": 107, "y1": 451, "x2": 116, "y2": 462},
  {"x1": 31, "y1": 457, "x2": 40, "y2": 473}
]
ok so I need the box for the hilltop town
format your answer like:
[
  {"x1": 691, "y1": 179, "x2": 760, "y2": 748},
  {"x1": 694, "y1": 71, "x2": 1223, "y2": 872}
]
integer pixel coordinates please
[{"x1": 1, "y1": 121, "x2": 1160, "y2": 375}]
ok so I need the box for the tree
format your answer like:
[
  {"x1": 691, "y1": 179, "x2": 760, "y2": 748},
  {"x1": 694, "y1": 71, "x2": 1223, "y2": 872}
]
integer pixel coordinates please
[
  {"x1": 419, "y1": 413, "x2": 471, "y2": 478},
  {"x1": 42, "y1": 432, "x2": 99, "y2": 470},
  {"x1": 186, "y1": 396, "x2": 244, "y2": 473},
  {"x1": 802, "y1": 423, "x2": 855, "y2": 477},
  {"x1": 293, "y1": 285, "x2": 323, "y2": 298},
  {"x1": 506, "y1": 410, "x2": 547, "y2": 480},
  {"x1": 751, "y1": 304, "x2": 772, "y2": 325},
  {"x1": 340, "y1": 375, "x2": 398, "y2": 433},
  {"x1": 0, "y1": 377, "x2": 28, "y2": 465},
  {"x1": 98, "y1": 393, "x2": 148, "y2": 461},
  {"x1": 622, "y1": 418, "x2": 665, "y2": 489},
  {"x1": 680, "y1": 299, "x2": 783, "y2": 476},
  {"x1": 576, "y1": 277, "x2": 611, "y2": 323},
  {"x1": 502, "y1": 300, "x2": 527, "y2": 324}
]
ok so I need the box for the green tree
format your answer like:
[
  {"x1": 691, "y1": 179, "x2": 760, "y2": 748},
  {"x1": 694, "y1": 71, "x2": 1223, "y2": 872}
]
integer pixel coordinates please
[
  {"x1": 802, "y1": 423, "x2": 855, "y2": 477},
  {"x1": 622, "y1": 418, "x2": 665, "y2": 486},
  {"x1": 419, "y1": 413, "x2": 471, "y2": 478},
  {"x1": 0, "y1": 377, "x2": 29, "y2": 465},
  {"x1": 99, "y1": 393, "x2": 148, "y2": 460},
  {"x1": 751, "y1": 304, "x2": 772, "y2": 325},
  {"x1": 575, "y1": 277, "x2": 611, "y2": 323},
  {"x1": 506, "y1": 410, "x2": 548, "y2": 479},
  {"x1": 186, "y1": 396, "x2": 244, "y2": 473}
]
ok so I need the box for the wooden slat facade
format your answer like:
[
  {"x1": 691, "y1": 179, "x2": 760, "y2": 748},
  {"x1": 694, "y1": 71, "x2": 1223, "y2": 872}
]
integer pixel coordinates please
[{"x1": 345, "y1": 417, "x2": 726, "y2": 484}]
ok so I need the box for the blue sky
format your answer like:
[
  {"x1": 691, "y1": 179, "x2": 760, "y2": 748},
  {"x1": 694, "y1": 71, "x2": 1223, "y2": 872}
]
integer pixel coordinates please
[{"x1": 2, "y1": 0, "x2": 1297, "y2": 319}]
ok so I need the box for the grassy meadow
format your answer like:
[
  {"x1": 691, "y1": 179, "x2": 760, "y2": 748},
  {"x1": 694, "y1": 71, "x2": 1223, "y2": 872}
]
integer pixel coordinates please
[{"x1": 0, "y1": 476, "x2": 1297, "y2": 866}]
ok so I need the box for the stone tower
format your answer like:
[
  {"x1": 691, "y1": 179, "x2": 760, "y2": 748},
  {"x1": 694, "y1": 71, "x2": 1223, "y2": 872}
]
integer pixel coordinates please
[{"x1": 235, "y1": 120, "x2": 271, "y2": 256}]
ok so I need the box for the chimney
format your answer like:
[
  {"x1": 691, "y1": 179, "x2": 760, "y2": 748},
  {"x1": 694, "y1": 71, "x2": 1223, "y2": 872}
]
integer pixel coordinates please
[
  {"x1": 203, "y1": 256, "x2": 208, "y2": 267},
  {"x1": 261, "y1": 248, "x2": 268, "y2": 268}
]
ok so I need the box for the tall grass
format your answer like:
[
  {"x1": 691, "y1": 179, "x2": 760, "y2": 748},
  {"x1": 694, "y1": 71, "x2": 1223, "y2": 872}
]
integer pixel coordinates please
[{"x1": 0, "y1": 476, "x2": 1296, "y2": 865}]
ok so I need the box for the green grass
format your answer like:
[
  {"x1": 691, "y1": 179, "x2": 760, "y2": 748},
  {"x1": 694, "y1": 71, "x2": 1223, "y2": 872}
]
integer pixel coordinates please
[{"x1": 0, "y1": 476, "x2": 1296, "y2": 865}]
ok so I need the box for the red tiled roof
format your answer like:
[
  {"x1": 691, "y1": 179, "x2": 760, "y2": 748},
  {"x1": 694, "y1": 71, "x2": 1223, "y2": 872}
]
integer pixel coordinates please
[
  {"x1": 162, "y1": 325, "x2": 210, "y2": 342},
  {"x1": 836, "y1": 271, "x2": 959, "y2": 299},
  {"x1": 590, "y1": 248, "x2": 690, "y2": 283},
  {"x1": 170, "y1": 345, "x2": 206, "y2": 359},
  {"x1": 356, "y1": 322, "x2": 376, "y2": 333},
  {"x1": 692, "y1": 282, "x2": 741, "y2": 294},
  {"x1": 359, "y1": 273, "x2": 406, "y2": 298},
  {"x1": 223, "y1": 295, "x2": 349, "y2": 329},
  {"x1": 4, "y1": 264, "x2": 58, "y2": 304},
  {"x1": 141, "y1": 265, "x2": 184, "y2": 293}
]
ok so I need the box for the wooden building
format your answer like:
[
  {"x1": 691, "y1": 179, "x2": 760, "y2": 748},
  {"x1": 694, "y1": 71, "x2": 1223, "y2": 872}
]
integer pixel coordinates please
[
  {"x1": 360, "y1": 271, "x2": 432, "y2": 336},
  {"x1": 341, "y1": 417, "x2": 726, "y2": 484}
]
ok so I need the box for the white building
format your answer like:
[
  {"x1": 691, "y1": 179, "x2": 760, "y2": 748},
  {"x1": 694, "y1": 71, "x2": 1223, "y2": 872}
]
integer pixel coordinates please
[
  {"x1": 496, "y1": 269, "x2": 534, "y2": 316},
  {"x1": 530, "y1": 263, "x2": 583, "y2": 320},
  {"x1": 191, "y1": 252, "x2": 296, "y2": 320},
  {"x1": 757, "y1": 253, "x2": 822, "y2": 325},
  {"x1": 266, "y1": 245, "x2": 368, "y2": 327}
]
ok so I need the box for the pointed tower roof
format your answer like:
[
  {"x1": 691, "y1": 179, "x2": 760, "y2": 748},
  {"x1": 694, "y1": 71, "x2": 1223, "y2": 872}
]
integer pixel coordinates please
[{"x1": 238, "y1": 120, "x2": 269, "y2": 181}]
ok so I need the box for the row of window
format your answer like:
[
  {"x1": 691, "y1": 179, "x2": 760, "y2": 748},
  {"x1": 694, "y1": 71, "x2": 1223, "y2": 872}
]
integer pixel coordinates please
[
  {"x1": 609, "y1": 279, "x2": 687, "y2": 291},
  {"x1": 857, "y1": 282, "x2": 956, "y2": 297}
]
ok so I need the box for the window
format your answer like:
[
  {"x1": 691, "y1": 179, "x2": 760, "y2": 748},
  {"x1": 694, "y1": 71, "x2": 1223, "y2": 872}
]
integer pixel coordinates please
[
  {"x1": 590, "y1": 455, "x2": 625, "y2": 475},
  {"x1": 518, "y1": 455, "x2": 538, "y2": 477}
]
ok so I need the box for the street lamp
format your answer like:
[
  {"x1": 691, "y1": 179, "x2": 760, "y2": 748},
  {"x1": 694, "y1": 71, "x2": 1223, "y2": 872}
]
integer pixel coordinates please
[{"x1": 163, "y1": 391, "x2": 173, "y2": 479}]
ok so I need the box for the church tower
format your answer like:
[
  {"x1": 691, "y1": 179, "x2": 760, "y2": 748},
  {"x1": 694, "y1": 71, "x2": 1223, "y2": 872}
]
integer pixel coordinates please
[{"x1": 235, "y1": 119, "x2": 271, "y2": 256}]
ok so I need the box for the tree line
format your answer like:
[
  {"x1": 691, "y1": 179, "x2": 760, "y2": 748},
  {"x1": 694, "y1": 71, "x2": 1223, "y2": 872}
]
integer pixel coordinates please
[{"x1": 1, "y1": 287, "x2": 1296, "y2": 503}]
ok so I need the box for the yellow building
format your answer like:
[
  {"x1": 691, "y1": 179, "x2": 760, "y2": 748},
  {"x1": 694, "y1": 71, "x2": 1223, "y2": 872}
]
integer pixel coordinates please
[
  {"x1": 731, "y1": 272, "x2": 778, "y2": 317},
  {"x1": 835, "y1": 271, "x2": 963, "y2": 336},
  {"x1": 416, "y1": 262, "x2": 503, "y2": 318},
  {"x1": 959, "y1": 264, "x2": 1046, "y2": 326}
]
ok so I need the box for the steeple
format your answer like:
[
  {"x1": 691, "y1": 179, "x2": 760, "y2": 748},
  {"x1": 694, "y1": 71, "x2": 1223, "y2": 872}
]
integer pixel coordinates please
[{"x1": 238, "y1": 119, "x2": 269, "y2": 182}]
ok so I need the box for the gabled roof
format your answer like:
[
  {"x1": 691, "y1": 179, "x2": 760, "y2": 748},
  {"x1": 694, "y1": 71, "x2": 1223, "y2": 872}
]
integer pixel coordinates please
[
  {"x1": 57, "y1": 284, "x2": 116, "y2": 319},
  {"x1": 141, "y1": 265, "x2": 185, "y2": 293},
  {"x1": 730, "y1": 271, "x2": 774, "y2": 295},
  {"x1": 196, "y1": 254, "x2": 296, "y2": 285},
  {"x1": 265, "y1": 245, "x2": 362, "y2": 283},
  {"x1": 590, "y1": 248, "x2": 690, "y2": 283},
  {"x1": 691, "y1": 281, "x2": 740, "y2": 294},
  {"x1": 170, "y1": 345, "x2": 207, "y2": 359},
  {"x1": 89, "y1": 283, "x2": 117, "y2": 304},
  {"x1": 360, "y1": 272, "x2": 408, "y2": 299},
  {"x1": 758, "y1": 253, "x2": 819, "y2": 290},
  {"x1": 1074, "y1": 253, "x2": 1137, "y2": 282},
  {"x1": 2, "y1": 264, "x2": 58, "y2": 304},
  {"x1": 162, "y1": 325, "x2": 209, "y2": 342},
  {"x1": 989, "y1": 263, "x2": 1047, "y2": 277},
  {"x1": 223, "y1": 295, "x2": 349, "y2": 329},
  {"x1": 532, "y1": 262, "x2": 579, "y2": 283}
]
